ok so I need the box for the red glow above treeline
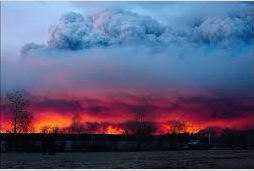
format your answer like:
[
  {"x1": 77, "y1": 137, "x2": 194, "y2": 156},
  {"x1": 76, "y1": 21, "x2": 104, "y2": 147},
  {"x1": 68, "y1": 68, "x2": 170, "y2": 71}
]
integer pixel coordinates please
[
  {"x1": 1, "y1": 111, "x2": 253, "y2": 135},
  {"x1": 1, "y1": 92, "x2": 253, "y2": 134}
]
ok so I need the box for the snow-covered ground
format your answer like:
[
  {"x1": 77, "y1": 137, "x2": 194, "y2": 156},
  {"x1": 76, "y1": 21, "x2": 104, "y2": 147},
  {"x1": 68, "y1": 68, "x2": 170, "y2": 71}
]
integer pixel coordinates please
[{"x1": 1, "y1": 150, "x2": 253, "y2": 169}]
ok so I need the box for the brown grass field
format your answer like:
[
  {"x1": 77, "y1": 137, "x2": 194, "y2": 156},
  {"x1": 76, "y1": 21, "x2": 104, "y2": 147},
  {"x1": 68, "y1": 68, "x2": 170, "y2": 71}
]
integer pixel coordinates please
[{"x1": 1, "y1": 150, "x2": 253, "y2": 169}]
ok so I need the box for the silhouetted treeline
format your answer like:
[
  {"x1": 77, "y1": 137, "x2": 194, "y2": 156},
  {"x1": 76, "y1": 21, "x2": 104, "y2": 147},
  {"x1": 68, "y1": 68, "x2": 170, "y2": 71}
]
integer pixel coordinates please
[{"x1": 1, "y1": 128, "x2": 253, "y2": 153}]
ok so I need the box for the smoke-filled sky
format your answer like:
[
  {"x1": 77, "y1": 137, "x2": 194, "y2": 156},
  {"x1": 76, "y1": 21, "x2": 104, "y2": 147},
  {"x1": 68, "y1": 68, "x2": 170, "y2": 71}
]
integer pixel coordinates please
[{"x1": 1, "y1": 1, "x2": 253, "y2": 133}]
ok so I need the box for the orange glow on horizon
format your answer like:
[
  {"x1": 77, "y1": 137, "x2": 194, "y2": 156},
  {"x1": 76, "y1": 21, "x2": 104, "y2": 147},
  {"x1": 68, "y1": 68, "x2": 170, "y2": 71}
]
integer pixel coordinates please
[
  {"x1": 104, "y1": 125, "x2": 124, "y2": 134},
  {"x1": 34, "y1": 112, "x2": 72, "y2": 132},
  {"x1": 1, "y1": 111, "x2": 253, "y2": 134}
]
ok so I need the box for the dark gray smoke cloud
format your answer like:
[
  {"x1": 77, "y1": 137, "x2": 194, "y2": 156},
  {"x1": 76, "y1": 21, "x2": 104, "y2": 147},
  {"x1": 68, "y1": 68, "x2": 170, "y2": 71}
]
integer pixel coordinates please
[
  {"x1": 23, "y1": 9, "x2": 165, "y2": 52},
  {"x1": 2, "y1": 2, "x2": 252, "y2": 104},
  {"x1": 20, "y1": 5, "x2": 253, "y2": 54}
]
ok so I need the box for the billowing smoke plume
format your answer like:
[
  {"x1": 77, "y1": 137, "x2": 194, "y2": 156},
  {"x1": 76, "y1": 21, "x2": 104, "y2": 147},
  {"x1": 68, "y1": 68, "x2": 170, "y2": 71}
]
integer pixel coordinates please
[
  {"x1": 21, "y1": 7, "x2": 253, "y2": 54},
  {"x1": 22, "y1": 9, "x2": 165, "y2": 53},
  {"x1": 2, "y1": 2, "x2": 253, "y2": 132}
]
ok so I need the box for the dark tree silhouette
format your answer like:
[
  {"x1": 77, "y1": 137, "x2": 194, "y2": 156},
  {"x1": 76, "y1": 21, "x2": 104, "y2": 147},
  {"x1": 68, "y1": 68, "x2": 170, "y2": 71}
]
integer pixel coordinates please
[
  {"x1": 169, "y1": 120, "x2": 186, "y2": 134},
  {"x1": 40, "y1": 126, "x2": 51, "y2": 134},
  {"x1": 6, "y1": 90, "x2": 34, "y2": 133},
  {"x1": 135, "y1": 98, "x2": 155, "y2": 136},
  {"x1": 69, "y1": 114, "x2": 85, "y2": 134},
  {"x1": 85, "y1": 122, "x2": 99, "y2": 134},
  {"x1": 122, "y1": 121, "x2": 138, "y2": 135},
  {"x1": 51, "y1": 126, "x2": 59, "y2": 134},
  {"x1": 131, "y1": 97, "x2": 155, "y2": 150}
]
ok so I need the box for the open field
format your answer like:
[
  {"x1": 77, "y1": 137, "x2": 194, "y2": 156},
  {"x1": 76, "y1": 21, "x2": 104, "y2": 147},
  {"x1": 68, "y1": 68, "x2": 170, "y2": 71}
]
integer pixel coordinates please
[{"x1": 1, "y1": 150, "x2": 253, "y2": 169}]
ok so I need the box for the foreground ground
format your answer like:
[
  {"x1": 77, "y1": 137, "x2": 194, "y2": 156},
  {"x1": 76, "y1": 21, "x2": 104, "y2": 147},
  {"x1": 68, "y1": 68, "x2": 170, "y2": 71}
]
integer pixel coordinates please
[{"x1": 1, "y1": 150, "x2": 253, "y2": 169}]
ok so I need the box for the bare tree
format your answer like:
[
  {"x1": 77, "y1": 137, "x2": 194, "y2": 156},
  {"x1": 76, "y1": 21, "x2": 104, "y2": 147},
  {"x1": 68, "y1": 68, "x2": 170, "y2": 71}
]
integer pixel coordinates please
[
  {"x1": 131, "y1": 97, "x2": 156, "y2": 150},
  {"x1": 6, "y1": 90, "x2": 34, "y2": 133},
  {"x1": 40, "y1": 126, "x2": 52, "y2": 134},
  {"x1": 69, "y1": 114, "x2": 84, "y2": 134},
  {"x1": 51, "y1": 126, "x2": 59, "y2": 134},
  {"x1": 85, "y1": 122, "x2": 99, "y2": 134},
  {"x1": 40, "y1": 125, "x2": 59, "y2": 134},
  {"x1": 169, "y1": 121, "x2": 186, "y2": 134},
  {"x1": 122, "y1": 121, "x2": 137, "y2": 135},
  {"x1": 133, "y1": 97, "x2": 155, "y2": 136},
  {"x1": 18, "y1": 111, "x2": 34, "y2": 133},
  {"x1": 101, "y1": 123, "x2": 107, "y2": 134}
]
